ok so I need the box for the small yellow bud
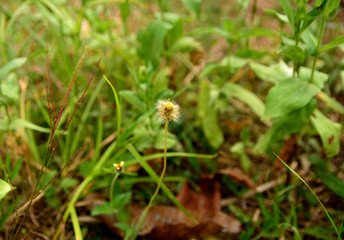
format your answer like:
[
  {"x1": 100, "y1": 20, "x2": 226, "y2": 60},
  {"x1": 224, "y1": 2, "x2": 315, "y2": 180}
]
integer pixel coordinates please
[
  {"x1": 113, "y1": 161, "x2": 125, "y2": 173},
  {"x1": 156, "y1": 99, "x2": 180, "y2": 122}
]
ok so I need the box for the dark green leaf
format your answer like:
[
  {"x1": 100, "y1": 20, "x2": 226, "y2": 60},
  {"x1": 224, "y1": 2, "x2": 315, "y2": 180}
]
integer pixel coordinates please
[
  {"x1": 315, "y1": 170, "x2": 344, "y2": 198},
  {"x1": 198, "y1": 80, "x2": 223, "y2": 149},
  {"x1": 137, "y1": 20, "x2": 171, "y2": 68},
  {"x1": 181, "y1": 0, "x2": 201, "y2": 19},
  {"x1": 255, "y1": 99, "x2": 316, "y2": 153},
  {"x1": 278, "y1": 45, "x2": 305, "y2": 63}
]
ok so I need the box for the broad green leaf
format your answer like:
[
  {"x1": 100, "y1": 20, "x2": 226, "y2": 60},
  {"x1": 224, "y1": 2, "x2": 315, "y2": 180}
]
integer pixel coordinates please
[
  {"x1": 280, "y1": 0, "x2": 296, "y2": 32},
  {"x1": 181, "y1": 0, "x2": 201, "y2": 19},
  {"x1": 137, "y1": 20, "x2": 171, "y2": 68},
  {"x1": 154, "y1": 129, "x2": 178, "y2": 150},
  {"x1": 0, "y1": 178, "x2": 12, "y2": 201},
  {"x1": 119, "y1": 90, "x2": 146, "y2": 112},
  {"x1": 1, "y1": 73, "x2": 20, "y2": 103},
  {"x1": 278, "y1": 45, "x2": 305, "y2": 63},
  {"x1": 0, "y1": 118, "x2": 56, "y2": 133},
  {"x1": 299, "y1": 67, "x2": 328, "y2": 89},
  {"x1": 310, "y1": 109, "x2": 341, "y2": 157},
  {"x1": 249, "y1": 62, "x2": 288, "y2": 84},
  {"x1": 190, "y1": 27, "x2": 231, "y2": 41},
  {"x1": 221, "y1": 83, "x2": 265, "y2": 117},
  {"x1": 161, "y1": 13, "x2": 183, "y2": 47},
  {"x1": 301, "y1": 29, "x2": 317, "y2": 55},
  {"x1": 238, "y1": 28, "x2": 276, "y2": 39},
  {"x1": 223, "y1": 19, "x2": 235, "y2": 32},
  {"x1": 319, "y1": 36, "x2": 344, "y2": 53},
  {"x1": 220, "y1": 55, "x2": 248, "y2": 74},
  {"x1": 264, "y1": 9, "x2": 289, "y2": 22},
  {"x1": 0, "y1": 58, "x2": 26, "y2": 82},
  {"x1": 199, "y1": 80, "x2": 223, "y2": 149},
  {"x1": 255, "y1": 99, "x2": 316, "y2": 153},
  {"x1": 325, "y1": 0, "x2": 340, "y2": 17},
  {"x1": 263, "y1": 78, "x2": 320, "y2": 119},
  {"x1": 317, "y1": 92, "x2": 344, "y2": 115},
  {"x1": 202, "y1": 105, "x2": 223, "y2": 149},
  {"x1": 315, "y1": 0, "x2": 325, "y2": 7},
  {"x1": 119, "y1": 1, "x2": 130, "y2": 22},
  {"x1": 153, "y1": 68, "x2": 170, "y2": 98},
  {"x1": 168, "y1": 37, "x2": 201, "y2": 55},
  {"x1": 315, "y1": 170, "x2": 344, "y2": 198},
  {"x1": 91, "y1": 201, "x2": 112, "y2": 216}
]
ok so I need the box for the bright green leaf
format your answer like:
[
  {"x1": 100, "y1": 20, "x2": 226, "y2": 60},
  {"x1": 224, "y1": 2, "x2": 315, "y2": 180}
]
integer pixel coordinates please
[
  {"x1": 299, "y1": 67, "x2": 328, "y2": 89},
  {"x1": 0, "y1": 178, "x2": 12, "y2": 201},
  {"x1": 249, "y1": 62, "x2": 287, "y2": 84},
  {"x1": 168, "y1": 36, "x2": 201, "y2": 55},
  {"x1": 0, "y1": 58, "x2": 27, "y2": 82},
  {"x1": 264, "y1": 9, "x2": 289, "y2": 22},
  {"x1": 181, "y1": 0, "x2": 201, "y2": 19},
  {"x1": 319, "y1": 36, "x2": 344, "y2": 53},
  {"x1": 263, "y1": 78, "x2": 320, "y2": 119},
  {"x1": 221, "y1": 83, "x2": 265, "y2": 117},
  {"x1": 310, "y1": 109, "x2": 341, "y2": 157}
]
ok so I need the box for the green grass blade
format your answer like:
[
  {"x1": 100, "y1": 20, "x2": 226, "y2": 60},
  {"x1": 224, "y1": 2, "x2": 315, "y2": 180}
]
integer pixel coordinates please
[
  {"x1": 70, "y1": 205, "x2": 83, "y2": 240},
  {"x1": 127, "y1": 144, "x2": 199, "y2": 224},
  {"x1": 275, "y1": 153, "x2": 340, "y2": 237},
  {"x1": 103, "y1": 75, "x2": 121, "y2": 144}
]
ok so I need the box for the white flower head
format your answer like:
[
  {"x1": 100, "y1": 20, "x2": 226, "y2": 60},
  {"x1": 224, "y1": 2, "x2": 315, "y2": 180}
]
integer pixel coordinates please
[
  {"x1": 156, "y1": 99, "x2": 180, "y2": 122},
  {"x1": 114, "y1": 161, "x2": 125, "y2": 173}
]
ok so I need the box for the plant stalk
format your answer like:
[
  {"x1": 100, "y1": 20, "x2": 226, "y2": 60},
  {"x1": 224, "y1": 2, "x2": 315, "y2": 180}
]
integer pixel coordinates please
[
  {"x1": 130, "y1": 121, "x2": 169, "y2": 240},
  {"x1": 310, "y1": 1, "x2": 329, "y2": 83}
]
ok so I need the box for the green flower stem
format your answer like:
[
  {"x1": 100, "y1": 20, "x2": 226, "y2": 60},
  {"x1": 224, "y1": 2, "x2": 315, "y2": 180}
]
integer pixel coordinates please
[
  {"x1": 130, "y1": 121, "x2": 169, "y2": 240},
  {"x1": 293, "y1": 37, "x2": 299, "y2": 77},
  {"x1": 110, "y1": 172, "x2": 120, "y2": 204},
  {"x1": 310, "y1": 1, "x2": 329, "y2": 83}
]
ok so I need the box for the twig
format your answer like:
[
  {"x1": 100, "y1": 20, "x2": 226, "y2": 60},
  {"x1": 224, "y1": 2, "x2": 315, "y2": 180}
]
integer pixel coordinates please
[{"x1": 221, "y1": 176, "x2": 285, "y2": 206}]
